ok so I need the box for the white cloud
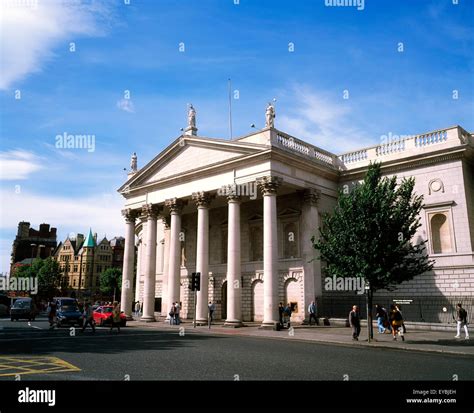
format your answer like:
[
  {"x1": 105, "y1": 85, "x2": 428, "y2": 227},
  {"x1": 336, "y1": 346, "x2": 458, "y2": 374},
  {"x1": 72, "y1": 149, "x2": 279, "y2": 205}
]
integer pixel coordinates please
[
  {"x1": 0, "y1": 0, "x2": 114, "y2": 90},
  {"x1": 0, "y1": 189, "x2": 125, "y2": 273},
  {"x1": 0, "y1": 149, "x2": 44, "y2": 180},
  {"x1": 278, "y1": 84, "x2": 376, "y2": 153},
  {"x1": 116, "y1": 98, "x2": 135, "y2": 113}
]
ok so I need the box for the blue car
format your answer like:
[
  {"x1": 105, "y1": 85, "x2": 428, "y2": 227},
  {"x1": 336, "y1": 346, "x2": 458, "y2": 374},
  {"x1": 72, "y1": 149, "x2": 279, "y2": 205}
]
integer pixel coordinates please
[{"x1": 54, "y1": 297, "x2": 83, "y2": 327}]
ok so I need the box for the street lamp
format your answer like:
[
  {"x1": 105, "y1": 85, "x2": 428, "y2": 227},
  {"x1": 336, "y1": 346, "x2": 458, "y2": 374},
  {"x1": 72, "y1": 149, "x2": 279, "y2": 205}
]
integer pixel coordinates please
[{"x1": 365, "y1": 281, "x2": 373, "y2": 343}]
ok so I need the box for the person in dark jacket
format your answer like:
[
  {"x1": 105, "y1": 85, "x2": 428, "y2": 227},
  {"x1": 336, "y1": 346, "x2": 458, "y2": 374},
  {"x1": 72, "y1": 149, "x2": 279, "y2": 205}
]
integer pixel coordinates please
[
  {"x1": 454, "y1": 303, "x2": 469, "y2": 339},
  {"x1": 349, "y1": 305, "x2": 361, "y2": 341},
  {"x1": 278, "y1": 302, "x2": 284, "y2": 326}
]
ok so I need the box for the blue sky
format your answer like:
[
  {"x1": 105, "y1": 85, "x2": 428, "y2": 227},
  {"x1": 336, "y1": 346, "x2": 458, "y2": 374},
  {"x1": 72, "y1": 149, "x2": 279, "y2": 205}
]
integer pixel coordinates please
[{"x1": 0, "y1": 0, "x2": 473, "y2": 273}]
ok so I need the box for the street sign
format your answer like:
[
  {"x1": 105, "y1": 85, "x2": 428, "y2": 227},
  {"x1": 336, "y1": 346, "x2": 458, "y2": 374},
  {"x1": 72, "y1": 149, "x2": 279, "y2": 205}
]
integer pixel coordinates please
[{"x1": 190, "y1": 272, "x2": 201, "y2": 291}]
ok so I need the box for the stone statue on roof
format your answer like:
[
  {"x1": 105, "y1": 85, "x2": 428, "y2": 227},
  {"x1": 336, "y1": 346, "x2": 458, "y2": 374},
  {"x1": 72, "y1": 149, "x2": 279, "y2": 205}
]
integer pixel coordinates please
[
  {"x1": 130, "y1": 152, "x2": 137, "y2": 172},
  {"x1": 188, "y1": 104, "x2": 196, "y2": 128},
  {"x1": 265, "y1": 102, "x2": 275, "y2": 128}
]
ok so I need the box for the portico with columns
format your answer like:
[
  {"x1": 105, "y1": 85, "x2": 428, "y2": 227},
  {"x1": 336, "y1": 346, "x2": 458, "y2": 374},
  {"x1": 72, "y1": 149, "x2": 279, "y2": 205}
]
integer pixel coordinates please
[{"x1": 118, "y1": 122, "x2": 338, "y2": 326}]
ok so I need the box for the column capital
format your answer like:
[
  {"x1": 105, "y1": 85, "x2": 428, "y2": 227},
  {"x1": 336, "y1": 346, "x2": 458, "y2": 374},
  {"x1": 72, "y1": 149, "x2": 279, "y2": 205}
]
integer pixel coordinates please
[
  {"x1": 165, "y1": 198, "x2": 186, "y2": 214},
  {"x1": 227, "y1": 193, "x2": 241, "y2": 203},
  {"x1": 192, "y1": 191, "x2": 213, "y2": 208},
  {"x1": 142, "y1": 203, "x2": 161, "y2": 219},
  {"x1": 257, "y1": 176, "x2": 283, "y2": 196},
  {"x1": 121, "y1": 208, "x2": 140, "y2": 223},
  {"x1": 302, "y1": 188, "x2": 321, "y2": 206}
]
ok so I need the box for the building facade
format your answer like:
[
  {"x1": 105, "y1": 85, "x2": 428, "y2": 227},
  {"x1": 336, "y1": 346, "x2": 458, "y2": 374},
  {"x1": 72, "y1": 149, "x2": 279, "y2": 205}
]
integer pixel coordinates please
[
  {"x1": 10, "y1": 222, "x2": 57, "y2": 274},
  {"x1": 54, "y1": 230, "x2": 125, "y2": 298},
  {"x1": 118, "y1": 119, "x2": 474, "y2": 325}
]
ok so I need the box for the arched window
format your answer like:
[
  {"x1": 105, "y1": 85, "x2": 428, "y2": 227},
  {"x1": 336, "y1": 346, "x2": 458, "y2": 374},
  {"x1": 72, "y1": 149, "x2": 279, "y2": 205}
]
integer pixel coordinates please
[{"x1": 430, "y1": 213, "x2": 452, "y2": 254}]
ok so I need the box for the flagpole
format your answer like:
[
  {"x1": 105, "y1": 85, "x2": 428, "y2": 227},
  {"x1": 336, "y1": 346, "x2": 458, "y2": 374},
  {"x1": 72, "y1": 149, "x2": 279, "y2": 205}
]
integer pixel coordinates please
[{"x1": 228, "y1": 78, "x2": 233, "y2": 140}]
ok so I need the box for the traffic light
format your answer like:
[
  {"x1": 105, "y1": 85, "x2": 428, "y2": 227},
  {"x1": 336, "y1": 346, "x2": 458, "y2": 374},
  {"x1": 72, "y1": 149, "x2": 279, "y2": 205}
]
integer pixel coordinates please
[{"x1": 191, "y1": 272, "x2": 201, "y2": 291}]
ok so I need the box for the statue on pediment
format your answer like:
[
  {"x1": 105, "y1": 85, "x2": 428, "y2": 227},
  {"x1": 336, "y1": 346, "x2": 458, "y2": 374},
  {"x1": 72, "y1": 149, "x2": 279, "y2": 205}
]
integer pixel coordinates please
[
  {"x1": 188, "y1": 104, "x2": 196, "y2": 128},
  {"x1": 265, "y1": 102, "x2": 275, "y2": 128},
  {"x1": 130, "y1": 152, "x2": 137, "y2": 172}
]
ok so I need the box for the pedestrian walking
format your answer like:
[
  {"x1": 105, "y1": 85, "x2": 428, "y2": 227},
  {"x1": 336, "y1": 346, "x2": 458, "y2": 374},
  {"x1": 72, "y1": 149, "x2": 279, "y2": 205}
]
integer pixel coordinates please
[
  {"x1": 396, "y1": 304, "x2": 407, "y2": 334},
  {"x1": 169, "y1": 303, "x2": 175, "y2": 325},
  {"x1": 454, "y1": 303, "x2": 469, "y2": 340},
  {"x1": 208, "y1": 301, "x2": 216, "y2": 325},
  {"x1": 308, "y1": 300, "x2": 319, "y2": 326},
  {"x1": 174, "y1": 302, "x2": 181, "y2": 325},
  {"x1": 82, "y1": 302, "x2": 96, "y2": 334},
  {"x1": 47, "y1": 299, "x2": 57, "y2": 330},
  {"x1": 375, "y1": 304, "x2": 387, "y2": 334},
  {"x1": 389, "y1": 304, "x2": 404, "y2": 341},
  {"x1": 278, "y1": 302, "x2": 284, "y2": 326},
  {"x1": 134, "y1": 301, "x2": 141, "y2": 318},
  {"x1": 109, "y1": 302, "x2": 121, "y2": 334},
  {"x1": 349, "y1": 305, "x2": 361, "y2": 341},
  {"x1": 283, "y1": 303, "x2": 292, "y2": 328}
]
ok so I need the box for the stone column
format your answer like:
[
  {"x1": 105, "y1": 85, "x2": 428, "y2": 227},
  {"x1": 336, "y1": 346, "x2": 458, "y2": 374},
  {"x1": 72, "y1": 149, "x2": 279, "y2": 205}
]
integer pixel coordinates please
[
  {"x1": 301, "y1": 188, "x2": 321, "y2": 322},
  {"x1": 140, "y1": 203, "x2": 160, "y2": 322},
  {"x1": 165, "y1": 198, "x2": 184, "y2": 310},
  {"x1": 161, "y1": 217, "x2": 170, "y2": 317},
  {"x1": 193, "y1": 192, "x2": 211, "y2": 325},
  {"x1": 134, "y1": 238, "x2": 142, "y2": 304},
  {"x1": 258, "y1": 176, "x2": 283, "y2": 328},
  {"x1": 225, "y1": 194, "x2": 243, "y2": 327},
  {"x1": 120, "y1": 208, "x2": 139, "y2": 320}
]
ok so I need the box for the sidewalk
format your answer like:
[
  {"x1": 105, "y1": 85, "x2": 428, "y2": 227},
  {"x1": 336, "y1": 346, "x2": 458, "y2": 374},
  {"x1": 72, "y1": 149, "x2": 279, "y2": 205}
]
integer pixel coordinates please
[{"x1": 127, "y1": 317, "x2": 474, "y2": 357}]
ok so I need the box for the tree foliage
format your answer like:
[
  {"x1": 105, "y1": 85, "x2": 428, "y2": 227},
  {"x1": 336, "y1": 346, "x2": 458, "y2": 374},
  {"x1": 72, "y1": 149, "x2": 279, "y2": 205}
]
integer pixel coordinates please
[
  {"x1": 16, "y1": 257, "x2": 62, "y2": 299},
  {"x1": 312, "y1": 162, "x2": 434, "y2": 292},
  {"x1": 99, "y1": 268, "x2": 122, "y2": 296}
]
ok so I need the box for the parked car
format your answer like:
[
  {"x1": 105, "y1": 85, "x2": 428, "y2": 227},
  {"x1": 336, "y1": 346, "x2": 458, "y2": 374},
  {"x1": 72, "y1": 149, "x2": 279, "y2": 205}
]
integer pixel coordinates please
[
  {"x1": 10, "y1": 297, "x2": 38, "y2": 321},
  {"x1": 93, "y1": 305, "x2": 126, "y2": 327},
  {"x1": 54, "y1": 297, "x2": 83, "y2": 327}
]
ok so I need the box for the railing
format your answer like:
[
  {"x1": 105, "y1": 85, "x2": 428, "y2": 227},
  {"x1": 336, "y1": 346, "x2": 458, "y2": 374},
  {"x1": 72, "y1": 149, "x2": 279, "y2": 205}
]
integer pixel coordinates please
[
  {"x1": 275, "y1": 126, "x2": 471, "y2": 169},
  {"x1": 414, "y1": 130, "x2": 448, "y2": 147},
  {"x1": 376, "y1": 139, "x2": 406, "y2": 156},
  {"x1": 337, "y1": 127, "x2": 469, "y2": 167},
  {"x1": 275, "y1": 132, "x2": 335, "y2": 166},
  {"x1": 339, "y1": 149, "x2": 368, "y2": 164},
  {"x1": 276, "y1": 133, "x2": 310, "y2": 156}
]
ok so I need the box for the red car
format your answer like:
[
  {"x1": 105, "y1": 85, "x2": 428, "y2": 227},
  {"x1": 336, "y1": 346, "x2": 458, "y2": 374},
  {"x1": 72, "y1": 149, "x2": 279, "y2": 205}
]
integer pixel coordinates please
[{"x1": 92, "y1": 306, "x2": 127, "y2": 327}]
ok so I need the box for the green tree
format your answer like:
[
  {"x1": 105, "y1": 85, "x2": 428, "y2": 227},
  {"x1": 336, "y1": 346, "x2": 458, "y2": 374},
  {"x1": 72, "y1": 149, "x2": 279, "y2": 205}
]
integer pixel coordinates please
[
  {"x1": 100, "y1": 268, "x2": 122, "y2": 302},
  {"x1": 312, "y1": 162, "x2": 434, "y2": 339},
  {"x1": 16, "y1": 258, "x2": 62, "y2": 300}
]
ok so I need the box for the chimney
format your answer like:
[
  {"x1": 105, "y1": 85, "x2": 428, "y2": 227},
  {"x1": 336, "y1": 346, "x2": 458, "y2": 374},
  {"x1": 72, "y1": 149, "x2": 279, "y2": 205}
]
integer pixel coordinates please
[
  {"x1": 18, "y1": 222, "x2": 30, "y2": 238},
  {"x1": 39, "y1": 223, "x2": 50, "y2": 236},
  {"x1": 76, "y1": 233, "x2": 84, "y2": 246}
]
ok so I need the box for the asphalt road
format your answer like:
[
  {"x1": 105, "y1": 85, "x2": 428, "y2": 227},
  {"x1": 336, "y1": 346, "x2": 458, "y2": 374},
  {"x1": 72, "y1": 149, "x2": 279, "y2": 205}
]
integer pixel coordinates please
[{"x1": 1, "y1": 316, "x2": 473, "y2": 381}]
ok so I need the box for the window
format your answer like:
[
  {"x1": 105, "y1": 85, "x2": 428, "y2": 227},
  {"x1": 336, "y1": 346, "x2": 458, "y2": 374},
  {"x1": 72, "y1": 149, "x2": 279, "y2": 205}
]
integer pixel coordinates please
[
  {"x1": 430, "y1": 213, "x2": 453, "y2": 254},
  {"x1": 283, "y1": 222, "x2": 299, "y2": 259},
  {"x1": 249, "y1": 225, "x2": 263, "y2": 261}
]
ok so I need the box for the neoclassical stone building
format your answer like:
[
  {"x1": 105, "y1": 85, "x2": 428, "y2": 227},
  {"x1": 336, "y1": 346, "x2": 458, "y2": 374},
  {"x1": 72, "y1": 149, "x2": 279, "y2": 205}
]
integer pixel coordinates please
[{"x1": 118, "y1": 114, "x2": 473, "y2": 325}]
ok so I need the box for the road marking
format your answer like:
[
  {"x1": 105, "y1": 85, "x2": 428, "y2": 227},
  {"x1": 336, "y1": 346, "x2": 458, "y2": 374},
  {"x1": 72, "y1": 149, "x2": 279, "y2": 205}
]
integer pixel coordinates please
[{"x1": 0, "y1": 356, "x2": 81, "y2": 377}]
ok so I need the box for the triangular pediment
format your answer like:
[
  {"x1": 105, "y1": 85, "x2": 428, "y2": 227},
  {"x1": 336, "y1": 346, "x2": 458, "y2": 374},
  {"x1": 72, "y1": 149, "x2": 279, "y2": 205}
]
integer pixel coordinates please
[
  {"x1": 122, "y1": 137, "x2": 266, "y2": 191},
  {"x1": 145, "y1": 145, "x2": 242, "y2": 183},
  {"x1": 278, "y1": 208, "x2": 301, "y2": 217}
]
